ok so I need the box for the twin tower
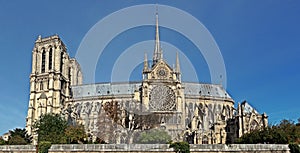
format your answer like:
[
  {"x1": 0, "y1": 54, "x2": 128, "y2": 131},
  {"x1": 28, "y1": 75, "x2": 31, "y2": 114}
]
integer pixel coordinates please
[{"x1": 26, "y1": 35, "x2": 82, "y2": 137}]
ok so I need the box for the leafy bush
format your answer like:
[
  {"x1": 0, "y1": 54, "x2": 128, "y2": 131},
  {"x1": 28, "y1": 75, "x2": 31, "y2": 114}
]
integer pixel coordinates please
[
  {"x1": 0, "y1": 137, "x2": 6, "y2": 145},
  {"x1": 8, "y1": 128, "x2": 32, "y2": 145},
  {"x1": 8, "y1": 135, "x2": 27, "y2": 145},
  {"x1": 289, "y1": 144, "x2": 300, "y2": 153},
  {"x1": 135, "y1": 129, "x2": 171, "y2": 144},
  {"x1": 65, "y1": 124, "x2": 86, "y2": 144},
  {"x1": 169, "y1": 141, "x2": 190, "y2": 153},
  {"x1": 38, "y1": 141, "x2": 51, "y2": 153}
]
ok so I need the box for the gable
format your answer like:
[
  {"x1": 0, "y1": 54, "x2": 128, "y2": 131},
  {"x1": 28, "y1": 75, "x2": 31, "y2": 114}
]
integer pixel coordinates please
[{"x1": 149, "y1": 60, "x2": 174, "y2": 80}]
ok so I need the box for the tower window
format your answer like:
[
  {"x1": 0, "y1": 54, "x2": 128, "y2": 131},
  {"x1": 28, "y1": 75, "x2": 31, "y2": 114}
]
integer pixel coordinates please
[
  {"x1": 68, "y1": 67, "x2": 71, "y2": 81},
  {"x1": 49, "y1": 48, "x2": 53, "y2": 70},
  {"x1": 41, "y1": 49, "x2": 46, "y2": 73},
  {"x1": 40, "y1": 81, "x2": 43, "y2": 90},
  {"x1": 60, "y1": 52, "x2": 63, "y2": 73}
]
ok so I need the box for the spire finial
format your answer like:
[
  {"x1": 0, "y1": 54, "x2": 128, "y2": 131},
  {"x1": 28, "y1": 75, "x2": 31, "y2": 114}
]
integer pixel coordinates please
[{"x1": 152, "y1": 6, "x2": 162, "y2": 66}]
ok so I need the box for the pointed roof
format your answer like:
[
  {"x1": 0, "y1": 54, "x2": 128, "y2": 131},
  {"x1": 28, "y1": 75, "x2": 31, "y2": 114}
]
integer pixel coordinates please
[
  {"x1": 39, "y1": 92, "x2": 47, "y2": 99},
  {"x1": 152, "y1": 10, "x2": 163, "y2": 66}
]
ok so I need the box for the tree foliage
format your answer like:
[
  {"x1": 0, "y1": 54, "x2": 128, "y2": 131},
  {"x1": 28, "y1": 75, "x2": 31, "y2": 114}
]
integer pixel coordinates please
[
  {"x1": 38, "y1": 141, "x2": 52, "y2": 153},
  {"x1": 96, "y1": 107, "x2": 116, "y2": 144},
  {"x1": 103, "y1": 101, "x2": 121, "y2": 123},
  {"x1": 236, "y1": 118, "x2": 300, "y2": 144},
  {"x1": 96, "y1": 101, "x2": 164, "y2": 144},
  {"x1": 33, "y1": 113, "x2": 86, "y2": 144},
  {"x1": 8, "y1": 135, "x2": 28, "y2": 145},
  {"x1": 8, "y1": 128, "x2": 32, "y2": 145},
  {"x1": 289, "y1": 144, "x2": 300, "y2": 153},
  {"x1": 0, "y1": 137, "x2": 7, "y2": 145},
  {"x1": 65, "y1": 125, "x2": 86, "y2": 144},
  {"x1": 169, "y1": 141, "x2": 190, "y2": 153},
  {"x1": 235, "y1": 127, "x2": 288, "y2": 144},
  {"x1": 135, "y1": 129, "x2": 172, "y2": 144},
  {"x1": 33, "y1": 114, "x2": 68, "y2": 144}
]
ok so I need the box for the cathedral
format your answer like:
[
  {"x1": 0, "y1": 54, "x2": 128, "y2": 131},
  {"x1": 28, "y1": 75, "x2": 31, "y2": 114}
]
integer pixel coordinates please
[{"x1": 25, "y1": 14, "x2": 268, "y2": 144}]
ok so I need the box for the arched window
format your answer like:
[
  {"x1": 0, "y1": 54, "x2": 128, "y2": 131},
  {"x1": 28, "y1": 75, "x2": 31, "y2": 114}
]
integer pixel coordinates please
[
  {"x1": 41, "y1": 49, "x2": 46, "y2": 73},
  {"x1": 40, "y1": 81, "x2": 43, "y2": 90},
  {"x1": 48, "y1": 48, "x2": 53, "y2": 70},
  {"x1": 68, "y1": 67, "x2": 71, "y2": 81},
  {"x1": 250, "y1": 120, "x2": 259, "y2": 131},
  {"x1": 202, "y1": 136, "x2": 208, "y2": 144}
]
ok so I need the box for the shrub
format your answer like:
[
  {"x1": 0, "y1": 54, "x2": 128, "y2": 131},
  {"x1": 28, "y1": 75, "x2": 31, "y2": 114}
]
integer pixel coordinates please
[
  {"x1": 38, "y1": 141, "x2": 52, "y2": 153},
  {"x1": 135, "y1": 129, "x2": 172, "y2": 144},
  {"x1": 169, "y1": 141, "x2": 190, "y2": 153},
  {"x1": 289, "y1": 144, "x2": 300, "y2": 153}
]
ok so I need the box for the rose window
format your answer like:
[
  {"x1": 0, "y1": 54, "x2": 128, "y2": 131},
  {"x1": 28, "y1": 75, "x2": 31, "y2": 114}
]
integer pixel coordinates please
[{"x1": 149, "y1": 85, "x2": 176, "y2": 111}]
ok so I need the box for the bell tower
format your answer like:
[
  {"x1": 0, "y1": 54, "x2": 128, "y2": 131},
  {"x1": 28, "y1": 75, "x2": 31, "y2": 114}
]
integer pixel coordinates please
[{"x1": 26, "y1": 35, "x2": 82, "y2": 139}]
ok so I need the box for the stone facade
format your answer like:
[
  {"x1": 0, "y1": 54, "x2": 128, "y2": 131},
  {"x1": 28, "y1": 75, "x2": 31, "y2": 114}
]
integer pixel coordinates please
[
  {"x1": 26, "y1": 14, "x2": 267, "y2": 144},
  {"x1": 25, "y1": 35, "x2": 83, "y2": 143}
]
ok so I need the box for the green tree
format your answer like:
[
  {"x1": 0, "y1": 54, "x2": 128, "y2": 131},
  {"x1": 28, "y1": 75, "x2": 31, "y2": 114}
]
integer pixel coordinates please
[
  {"x1": 65, "y1": 125, "x2": 86, "y2": 144},
  {"x1": 236, "y1": 127, "x2": 288, "y2": 144},
  {"x1": 33, "y1": 114, "x2": 68, "y2": 144},
  {"x1": 277, "y1": 119, "x2": 300, "y2": 143},
  {"x1": 135, "y1": 129, "x2": 172, "y2": 144},
  {"x1": 8, "y1": 128, "x2": 32, "y2": 144},
  {"x1": 236, "y1": 118, "x2": 300, "y2": 144}
]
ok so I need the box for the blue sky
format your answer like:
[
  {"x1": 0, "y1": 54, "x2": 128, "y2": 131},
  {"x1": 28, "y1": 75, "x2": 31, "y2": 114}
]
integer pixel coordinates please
[{"x1": 0, "y1": 1, "x2": 299, "y2": 134}]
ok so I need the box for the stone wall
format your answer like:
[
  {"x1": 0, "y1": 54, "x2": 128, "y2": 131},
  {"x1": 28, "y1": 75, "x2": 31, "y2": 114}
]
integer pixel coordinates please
[
  {"x1": 48, "y1": 144, "x2": 290, "y2": 153},
  {"x1": 190, "y1": 144, "x2": 290, "y2": 153},
  {"x1": 0, "y1": 144, "x2": 291, "y2": 153},
  {"x1": 0, "y1": 145, "x2": 36, "y2": 153}
]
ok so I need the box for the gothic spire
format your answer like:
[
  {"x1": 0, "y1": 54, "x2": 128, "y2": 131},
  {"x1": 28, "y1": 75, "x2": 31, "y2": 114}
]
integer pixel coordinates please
[
  {"x1": 152, "y1": 9, "x2": 162, "y2": 66},
  {"x1": 143, "y1": 52, "x2": 148, "y2": 72},
  {"x1": 175, "y1": 52, "x2": 181, "y2": 73}
]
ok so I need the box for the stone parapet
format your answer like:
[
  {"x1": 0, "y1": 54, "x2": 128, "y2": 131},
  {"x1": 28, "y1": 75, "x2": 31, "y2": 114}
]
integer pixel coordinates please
[
  {"x1": 0, "y1": 145, "x2": 36, "y2": 153},
  {"x1": 48, "y1": 144, "x2": 291, "y2": 153},
  {"x1": 49, "y1": 144, "x2": 173, "y2": 153},
  {"x1": 190, "y1": 144, "x2": 290, "y2": 153}
]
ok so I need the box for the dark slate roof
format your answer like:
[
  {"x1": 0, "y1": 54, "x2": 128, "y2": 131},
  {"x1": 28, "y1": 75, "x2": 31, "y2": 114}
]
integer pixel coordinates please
[
  {"x1": 182, "y1": 82, "x2": 231, "y2": 99},
  {"x1": 71, "y1": 82, "x2": 141, "y2": 99},
  {"x1": 71, "y1": 82, "x2": 231, "y2": 99}
]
